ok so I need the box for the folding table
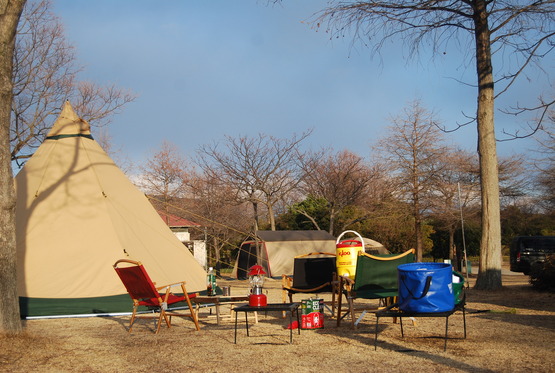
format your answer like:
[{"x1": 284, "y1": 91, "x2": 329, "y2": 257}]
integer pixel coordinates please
[
  {"x1": 233, "y1": 303, "x2": 300, "y2": 344},
  {"x1": 192, "y1": 295, "x2": 250, "y2": 325}
]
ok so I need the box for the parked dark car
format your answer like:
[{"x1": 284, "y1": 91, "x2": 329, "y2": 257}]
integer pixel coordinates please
[{"x1": 510, "y1": 236, "x2": 555, "y2": 275}]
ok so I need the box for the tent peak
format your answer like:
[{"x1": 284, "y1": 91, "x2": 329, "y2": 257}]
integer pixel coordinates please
[{"x1": 46, "y1": 100, "x2": 91, "y2": 138}]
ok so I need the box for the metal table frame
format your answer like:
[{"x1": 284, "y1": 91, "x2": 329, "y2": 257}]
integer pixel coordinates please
[
  {"x1": 233, "y1": 303, "x2": 300, "y2": 344},
  {"x1": 192, "y1": 295, "x2": 250, "y2": 325},
  {"x1": 374, "y1": 304, "x2": 466, "y2": 351}
]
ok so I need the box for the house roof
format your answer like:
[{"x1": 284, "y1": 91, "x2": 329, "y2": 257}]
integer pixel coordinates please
[{"x1": 157, "y1": 211, "x2": 201, "y2": 228}]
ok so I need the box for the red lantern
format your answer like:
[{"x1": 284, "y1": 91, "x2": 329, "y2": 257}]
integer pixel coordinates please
[{"x1": 248, "y1": 265, "x2": 267, "y2": 307}]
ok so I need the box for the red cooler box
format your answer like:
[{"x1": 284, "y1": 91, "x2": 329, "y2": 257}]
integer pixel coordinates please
[{"x1": 301, "y1": 299, "x2": 324, "y2": 329}]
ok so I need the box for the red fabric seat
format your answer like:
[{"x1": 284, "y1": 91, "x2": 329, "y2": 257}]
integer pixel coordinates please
[{"x1": 138, "y1": 293, "x2": 197, "y2": 307}]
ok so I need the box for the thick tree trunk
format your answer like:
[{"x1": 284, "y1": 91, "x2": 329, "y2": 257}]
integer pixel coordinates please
[
  {"x1": 213, "y1": 236, "x2": 221, "y2": 277},
  {"x1": 414, "y1": 216, "x2": 423, "y2": 262},
  {"x1": 252, "y1": 201, "x2": 259, "y2": 231},
  {"x1": 328, "y1": 207, "x2": 336, "y2": 236},
  {"x1": 448, "y1": 226, "x2": 459, "y2": 270},
  {"x1": 414, "y1": 196, "x2": 423, "y2": 262},
  {"x1": 0, "y1": 0, "x2": 26, "y2": 335},
  {"x1": 267, "y1": 202, "x2": 276, "y2": 231},
  {"x1": 473, "y1": 0, "x2": 503, "y2": 290}
]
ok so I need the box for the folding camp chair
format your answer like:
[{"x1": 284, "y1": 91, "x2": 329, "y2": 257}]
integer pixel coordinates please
[
  {"x1": 113, "y1": 259, "x2": 200, "y2": 333},
  {"x1": 337, "y1": 249, "x2": 415, "y2": 328},
  {"x1": 282, "y1": 252, "x2": 338, "y2": 317}
]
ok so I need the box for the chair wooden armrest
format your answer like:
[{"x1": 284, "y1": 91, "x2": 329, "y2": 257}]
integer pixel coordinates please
[
  {"x1": 282, "y1": 275, "x2": 334, "y2": 306},
  {"x1": 282, "y1": 274, "x2": 293, "y2": 288},
  {"x1": 340, "y1": 275, "x2": 354, "y2": 292},
  {"x1": 284, "y1": 282, "x2": 333, "y2": 293},
  {"x1": 358, "y1": 248, "x2": 415, "y2": 260},
  {"x1": 282, "y1": 275, "x2": 333, "y2": 301},
  {"x1": 157, "y1": 282, "x2": 192, "y2": 301},
  {"x1": 282, "y1": 274, "x2": 293, "y2": 304},
  {"x1": 156, "y1": 281, "x2": 186, "y2": 291}
]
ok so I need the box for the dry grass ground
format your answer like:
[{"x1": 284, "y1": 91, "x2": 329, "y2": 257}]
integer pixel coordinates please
[{"x1": 2, "y1": 265, "x2": 554, "y2": 373}]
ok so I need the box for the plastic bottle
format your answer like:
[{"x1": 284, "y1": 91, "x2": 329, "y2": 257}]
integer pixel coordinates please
[{"x1": 206, "y1": 267, "x2": 216, "y2": 296}]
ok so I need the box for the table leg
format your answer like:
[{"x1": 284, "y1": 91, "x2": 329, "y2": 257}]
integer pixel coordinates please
[
  {"x1": 234, "y1": 311, "x2": 238, "y2": 344},
  {"x1": 462, "y1": 307, "x2": 467, "y2": 339},
  {"x1": 444, "y1": 316, "x2": 449, "y2": 351},
  {"x1": 245, "y1": 312, "x2": 249, "y2": 337},
  {"x1": 215, "y1": 303, "x2": 221, "y2": 325},
  {"x1": 289, "y1": 310, "x2": 300, "y2": 343},
  {"x1": 374, "y1": 316, "x2": 379, "y2": 350},
  {"x1": 228, "y1": 303, "x2": 234, "y2": 321},
  {"x1": 296, "y1": 308, "x2": 301, "y2": 335}
]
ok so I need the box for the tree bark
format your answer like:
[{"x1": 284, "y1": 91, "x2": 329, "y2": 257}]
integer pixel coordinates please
[
  {"x1": 448, "y1": 226, "x2": 460, "y2": 271},
  {"x1": 473, "y1": 0, "x2": 502, "y2": 290},
  {"x1": 414, "y1": 193, "x2": 423, "y2": 262},
  {"x1": 328, "y1": 206, "x2": 336, "y2": 236},
  {"x1": 267, "y1": 202, "x2": 276, "y2": 231},
  {"x1": 0, "y1": 0, "x2": 26, "y2": 335},
  {"x1": 252, "y1": 201, "x2": 259, "y2": 231},
  {"x1": 213, "y1": 236, "x2": 221, "y2": 277}
]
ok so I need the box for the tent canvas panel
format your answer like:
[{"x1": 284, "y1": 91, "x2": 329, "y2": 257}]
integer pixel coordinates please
[
  {"x1": 265, "y1": 240, "x2": 336, "y2": 276},
  {"x1": 233, "y1": 230, "x2": 336, "y2": 278},
  {"x1": 19, "y1": 294, "x2": 134, "y2": 318},
  {"x1": 235, "y1": 241, "x2": 269, "y2": 280},
  {"x1": 16, "y1": 102, "x2": 206, "y2": 316}
]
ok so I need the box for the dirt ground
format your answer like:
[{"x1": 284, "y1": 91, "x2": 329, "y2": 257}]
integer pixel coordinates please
[{"x1": 1, "y1": 265, "x2": 554, "y2": 373}]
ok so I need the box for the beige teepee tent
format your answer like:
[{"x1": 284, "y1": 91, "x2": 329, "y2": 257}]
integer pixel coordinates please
[{"x1": 16, "y1": 101, "x2": 206, "y2": 317}]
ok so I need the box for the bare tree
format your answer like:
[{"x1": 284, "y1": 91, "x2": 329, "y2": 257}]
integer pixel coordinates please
[
  {"x1": 376, "y1": 100, "x2": 448, "y2": 261},
  {"x1": 197, "y1": 131, "x2": 311, "y2": 231},
  {"x1": 300, "y1": 148, "x2": 374, "y2": 236},
  {"x1": 532, "y1": 112, "x2": 555, "y2": 210},
  {"x1": 95, "y1": 128, "x2": 133, "y2": 174},
  {"x1": 432, "y1": 149, "x2": 481, "y2": 268},
  {"x1": 0, "y1": 0, "x2": 26, "y2": 335},
  {"x1": 497, "y1": 154, "x2": 529, "y2": 207},
  {"x1": 11, "y1": 0, "x2": 135, "y2": 166},
  {"x1": 140, "y1": 147, "x2": 252, "y2": 275},
  {"x1": 187, "y1": 170, "x2": 251, "y2": 275},
  {"x1": 309, "y1": 0, "x2": 555, "y2": 290},
  {"x1": 138, "y1": 141, "x2": 189, "y2": 218}
]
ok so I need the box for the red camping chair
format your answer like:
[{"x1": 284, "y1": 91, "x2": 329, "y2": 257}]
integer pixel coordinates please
[{"x1": 113, "y1": 259, "x2": 200, "y2": 333}]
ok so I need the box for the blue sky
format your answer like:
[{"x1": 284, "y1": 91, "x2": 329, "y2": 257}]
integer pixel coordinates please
[{"x1": 51, "y1": 0, "x2": 547, "y2": 164}]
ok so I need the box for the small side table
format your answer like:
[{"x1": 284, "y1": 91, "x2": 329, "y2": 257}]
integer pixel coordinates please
[
  {"x1": 234, "y1": 303, "x2": 300, "y2": 344},
  {"x1": 374, "y1": 304, "x2": 466, "y2": 351},
  {"x1": 193, "y1": 295, "x2": 250, "y2": 325}
]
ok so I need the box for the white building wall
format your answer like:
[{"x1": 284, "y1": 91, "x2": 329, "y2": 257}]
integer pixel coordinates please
[
  {"x1": 193, "y1": 240, "x2": 207, "y2": 268},
  {"x1": 174, "y1": 231, "x2": 190, "y2": 242},
  {"x1": 171, "y1": 231, "x2": 206, "y2": 268}
]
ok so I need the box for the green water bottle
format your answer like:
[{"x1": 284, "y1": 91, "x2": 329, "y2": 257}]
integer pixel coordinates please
[{"x1": 207, "y1": 267, "x2": 216, "y2": 296}]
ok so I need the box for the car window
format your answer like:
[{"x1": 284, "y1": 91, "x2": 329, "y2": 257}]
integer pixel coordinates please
[{"x1": 519, "y1": 237, "x2": 555, "y2": 252}]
